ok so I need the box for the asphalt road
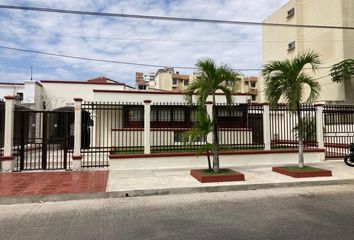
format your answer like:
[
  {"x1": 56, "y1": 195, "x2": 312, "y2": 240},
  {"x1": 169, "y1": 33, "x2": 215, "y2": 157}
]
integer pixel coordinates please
[{"x1": 1, "y1": 185, "x2": 354, "y2": 240}]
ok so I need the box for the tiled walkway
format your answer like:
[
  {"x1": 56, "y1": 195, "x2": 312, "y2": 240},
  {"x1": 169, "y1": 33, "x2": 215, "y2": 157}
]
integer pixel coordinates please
[{"x1": 0, "y1": 171, "x2": 108, "y2": 196}]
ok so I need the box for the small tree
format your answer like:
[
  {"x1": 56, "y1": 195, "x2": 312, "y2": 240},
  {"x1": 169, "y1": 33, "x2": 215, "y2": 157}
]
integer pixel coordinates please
[
  {"x1": 184, "y1": 109, "x2": 213, "y2": 170},
  {"x1": 262, "y1": 50, "x2": 321, "y2": 168},
  {"x1": 330, "y1": 59, "x2": 354, "y2": 102},
  {"x1": 185, "y1": 58, "x2": 241, "y2": 173}
]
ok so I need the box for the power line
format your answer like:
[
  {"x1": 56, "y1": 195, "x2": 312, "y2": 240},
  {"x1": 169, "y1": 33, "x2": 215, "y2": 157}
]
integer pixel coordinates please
[
  {"x1": 1, "y1": 5, "x2": 354, "y2": 30},
  {"x1": 1, "y1": 31, "x2": 353, "y2": 44},
  {"x1": 0, "y1": 45, "x2": 335, "y2": 71},
  {"x1": 0, "y1": 45, "x2": 194, "y2": 69},
  {"x1": 0, "y1": 45, "x2": 261, "y2": 71}
]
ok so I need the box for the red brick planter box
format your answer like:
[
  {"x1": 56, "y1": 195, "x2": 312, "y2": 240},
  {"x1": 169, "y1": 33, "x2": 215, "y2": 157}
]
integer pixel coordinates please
[
  {"x1": 272, "y1": 166, "x2": 332, "y2": 178},
  {"x1": 190, "y1": 169, "x2": 245, "y2": 183}
]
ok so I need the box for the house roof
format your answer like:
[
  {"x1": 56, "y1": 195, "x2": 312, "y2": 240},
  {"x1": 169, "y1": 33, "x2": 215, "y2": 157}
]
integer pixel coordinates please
[
  {"x1": 93, "y1": 89, "x2": 252, "y2": 96},
  {"x1": 172, "y1": 74, "x2": 189, "y2": 80},
  {"x1": 40, "y1": 76, "x2": 135, "y2": 89}
]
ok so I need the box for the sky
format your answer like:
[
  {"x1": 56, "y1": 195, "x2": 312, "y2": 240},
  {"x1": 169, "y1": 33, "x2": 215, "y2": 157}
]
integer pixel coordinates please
[{"x1": 0, "y1": 0, "x2": 289, "y2": 86}]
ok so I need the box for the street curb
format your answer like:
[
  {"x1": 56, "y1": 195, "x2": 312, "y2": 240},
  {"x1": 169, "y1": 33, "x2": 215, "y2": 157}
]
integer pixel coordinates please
[
  {"x1": 108, "y1": 179, "x2": 354, "y2": 198},
  {"x1": 2, "y1": 179, "x2": 354, "y2": 205},
  {"x1": 0, "y1": 192, "x2": 109, "y2": 205}
]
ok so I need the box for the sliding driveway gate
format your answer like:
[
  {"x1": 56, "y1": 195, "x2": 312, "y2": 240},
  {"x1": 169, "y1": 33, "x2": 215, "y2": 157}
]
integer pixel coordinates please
[
  {"x1": 13, "y1": 110, "x2": 73, "y2": 171},
  {"x1": 323, "y1": 104, "x2": 354, "y2": 158}
]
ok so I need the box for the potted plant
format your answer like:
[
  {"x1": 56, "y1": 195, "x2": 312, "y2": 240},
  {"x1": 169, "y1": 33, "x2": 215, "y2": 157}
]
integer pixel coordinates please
[
  {"x1": 184, "y1": 58, "x2": 245, "y2": 183},
  {"x1": 262, "y1": 50, "x2": 332, "y2": 178}
]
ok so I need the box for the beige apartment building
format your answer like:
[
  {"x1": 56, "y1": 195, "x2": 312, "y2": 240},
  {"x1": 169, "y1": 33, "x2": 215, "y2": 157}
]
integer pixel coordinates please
[
  {"x1": 137, "y1": 68, "x2": 260, "y2": 101},
  {"x1": 147, "y1": 68, "x2": 195, "y2": 92},
  {"x1": 262, "y1": 0, "x2": 354, "y2": 103}
]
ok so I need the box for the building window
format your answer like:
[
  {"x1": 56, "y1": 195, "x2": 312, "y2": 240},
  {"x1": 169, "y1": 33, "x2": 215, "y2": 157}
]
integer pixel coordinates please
[
  {"x1": 16, "y1": 92, "x2": 23, "y2": 101},
  {"x1": 218, "y1": 109, "x2": 243, "y2": 117},
  {"x1": 245, "y1": 81, "x2": 249, "y2": 86},
  {"x1": 173, "y1": 109, "x2": 185, "y2": 122},
  {"x1": 288, "y1": 41, "x2": 296, "y2": 51},
  {"x1": 184, "y1": 80, "x2": 189, "y2": 86},
  {"x1": 252, "y1": 95, "x2": 256, "y2": 101},
  {"x1": 158, "y1": 109, "x2": 171, "y2": 121},
  {"x1": 150, "y1": 109, "x2": 157, "y2": 121},
  {"x1": 190, "y1": 110, "x2": 198, "y2": 122},
  {"x1": 128, "y1": 109, "x2": 143, "y2": 121},
  {"x1": 287, "y1": 8, "x2": 295, "y2": 18},
  {"x1": 172, "y1": 78, "x2": 177, "y2": 85},
  {"x1": 251, "y1": 82, "x2": 256, "y2": 88}
]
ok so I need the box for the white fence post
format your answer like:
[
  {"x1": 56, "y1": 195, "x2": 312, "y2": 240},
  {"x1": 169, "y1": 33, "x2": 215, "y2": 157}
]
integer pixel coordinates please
[
  {"x1": 1, "y1": 96, "x2": 15, "y2": 172},
  {"x1": 144, "y1": 100, "x2": 151, "y2": 154},
  {"x1": 73, "y1": 98, "x2": 83, "y2": 170},
  {"x1": 263, "y1": 104, "x2": 271, "y2": 150},
  {"x1": 315, "y1": 104, "x2": 324, "y2": 149},
  {"x1": 206, "y1": 101, "x2": 213, "y2": 143}
]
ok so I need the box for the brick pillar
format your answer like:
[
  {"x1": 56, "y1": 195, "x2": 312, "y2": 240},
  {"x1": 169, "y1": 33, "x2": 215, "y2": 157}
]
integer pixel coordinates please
[
  {"x1": 72, "y1": 98, "x2": 83, "y2": 170},
  {"x1": 206, "y1": 101, "x2": 213, "y2": 143},
  {"x1": 144, "y1": 100, "x2": 151, "y2": 154},
  {"x1": 315, "y1": 104, "x2": 324, "y2": 149},
  {"x1": 263, "y1": 103, "x2": 271, "y2": 150},
  {"x1": 1, "y1": 96, "x2": 15, "y2": 172}
]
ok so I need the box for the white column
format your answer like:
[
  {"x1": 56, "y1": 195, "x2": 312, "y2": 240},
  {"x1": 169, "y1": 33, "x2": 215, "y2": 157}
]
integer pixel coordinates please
[
  {"x1": 72, "y1": 98, "x2": 83, "y2": 170},
  {"x1": 315, "y1": 104, "x2": 324, "y2": 149},
  {"x1": 144, "y1": 100, "x2": 151, "y2": 154},
  {"x1": 206, "y1": 101, "x2": 213, "y2": 143},
  {"x1": 1, "y1": 96, "x2": 15, "y2": 172},
  {"x1": 263, "y1": 104, "x2": 271, "y2": 150}
]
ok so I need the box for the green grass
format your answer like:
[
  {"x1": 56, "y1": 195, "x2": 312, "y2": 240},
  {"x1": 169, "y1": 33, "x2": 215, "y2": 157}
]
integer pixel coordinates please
[
  {"x1": 112, "y1": 144, "x2": 312, "y2": 155},
  {"x1": 281, "y1": 166, "x2": 322, "y2": 172},
  {"x1": 200, "y1": 169, "x2": 237, "y2": 175},
  {"x1": 113, "y1": 144, "x2": 265, "y2": 155}
]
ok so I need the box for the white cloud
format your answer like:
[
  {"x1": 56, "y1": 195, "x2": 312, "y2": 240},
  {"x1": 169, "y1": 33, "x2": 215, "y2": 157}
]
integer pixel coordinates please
[{"x1": 0, "y1": 0, "x2": 289, "y2": 84}]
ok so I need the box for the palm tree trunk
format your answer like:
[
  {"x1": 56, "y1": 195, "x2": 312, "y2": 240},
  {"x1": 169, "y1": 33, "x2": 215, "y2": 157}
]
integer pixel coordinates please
[
  {"x1": 212, "y1": 95, "x2": 220, "y2": 173},
  {"x1": 297, "y1": 103, "x2": 304, "y2": 168},
  {"x1": 206, "y1": 150, "x2": 212, "y2": 171}
]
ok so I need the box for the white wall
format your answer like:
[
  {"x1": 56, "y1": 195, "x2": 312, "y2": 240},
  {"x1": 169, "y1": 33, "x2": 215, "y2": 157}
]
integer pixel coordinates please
[
  {"x1": 93, "y1": 91, "x2": 251, "y2": 104},
  {"x1": 41, "y1": 82, "x2": 127, "y2": 110},
  {"x1": 0, "y1": 84, "x2": 25, "y2": 101}
]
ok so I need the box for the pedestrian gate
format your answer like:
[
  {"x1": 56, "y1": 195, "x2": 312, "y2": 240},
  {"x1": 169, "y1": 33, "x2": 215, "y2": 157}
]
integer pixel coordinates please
[{"x1": 13, "y1": 110, "x2": 73, "y2": 171}]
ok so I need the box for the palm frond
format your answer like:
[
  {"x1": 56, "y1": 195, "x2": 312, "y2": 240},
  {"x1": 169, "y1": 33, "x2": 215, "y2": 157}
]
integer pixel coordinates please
[
  {"x1": 330, "y1": 59, "x2": 354, "y2": 83},
  {"x1": 298, "y1": 73, "x2": 321, "y2": 103},
  {"x1": 262, "y1": 50, "x2": 321, "y2": 111}
]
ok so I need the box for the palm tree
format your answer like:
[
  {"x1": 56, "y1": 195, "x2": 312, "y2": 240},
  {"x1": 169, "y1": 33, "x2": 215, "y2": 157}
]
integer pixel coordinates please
[
  {"x1": 184, "y1": 110, "x2": 213, "y2": 170},
  {"x1": 261, "y1": 50, "x2": 321, "y2": 168},
  {"x1": 185, "y1": 58, "x2": 241, "y2": 173},
  {"x1": 330, "y1": 59, "x2": 354, "y2": 102}
]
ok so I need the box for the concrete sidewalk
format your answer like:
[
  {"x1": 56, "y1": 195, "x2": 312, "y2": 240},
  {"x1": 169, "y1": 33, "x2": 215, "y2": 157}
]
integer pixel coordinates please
[
  {"x1": 1, "y1": 161, "x2": 354, "y2": 204},
  {"x1": 108, "y1": 161, "x2": 354, "y2": 197}
]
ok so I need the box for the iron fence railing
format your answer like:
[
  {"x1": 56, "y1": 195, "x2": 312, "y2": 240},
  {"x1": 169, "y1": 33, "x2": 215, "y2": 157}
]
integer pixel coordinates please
[
  {"x1": 270, "y1": 104, "x2": 318, "y2": 150},
  {"x1": 323, "y1": 104, "x2": 354, "y2": 158}
]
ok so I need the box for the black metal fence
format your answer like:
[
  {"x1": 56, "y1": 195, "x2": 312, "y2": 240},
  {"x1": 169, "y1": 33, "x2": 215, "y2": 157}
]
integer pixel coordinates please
[
  {"x1": 3, "y1": 101, "x2": 354, "y2": 172},
  {"x1": 81, "y1": 102, "x2": 144, "y2": 168},
  {"x1": 270, "y1": 104, "x2": 318, "y2": 149},
  {"x1": 215, "y1": 103, "x2": 264, "y2": 150},
  {"x1": 150, "y1": 103, "x2": 198, "y2": 153},
  {"x1": 323, "y1": 104, "x2": 354, "y2": 158}
]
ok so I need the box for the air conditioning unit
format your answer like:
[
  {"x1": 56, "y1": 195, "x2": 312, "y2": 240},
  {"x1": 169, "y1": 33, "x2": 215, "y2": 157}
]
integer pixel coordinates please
[{"x1": 287, "y1": 8, "x2": 295, "y2": 18}]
